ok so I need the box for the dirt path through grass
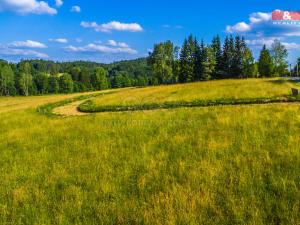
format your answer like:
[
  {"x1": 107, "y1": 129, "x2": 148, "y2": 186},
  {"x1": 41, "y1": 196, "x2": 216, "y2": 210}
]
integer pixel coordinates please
[
  {"x1": 52, "y1": 100, "x2": 89, "y2": 116},
  {"x1": 50, "y1": 96, "x2": 300, "y2": 117}
]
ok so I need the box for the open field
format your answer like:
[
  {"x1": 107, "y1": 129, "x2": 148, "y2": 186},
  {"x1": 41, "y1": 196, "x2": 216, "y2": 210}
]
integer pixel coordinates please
[
  {"x1": 0, "y1": 92, "x2": 98, "y2": 114},
  {"x1": 0, "y1": 78, "x2": 299, "y2": 224},
  {"x1": 87, "y1": 78, "x2": 299, "y2": 106}
]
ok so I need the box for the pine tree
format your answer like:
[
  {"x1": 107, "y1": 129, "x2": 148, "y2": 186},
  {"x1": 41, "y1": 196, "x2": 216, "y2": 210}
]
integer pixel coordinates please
[
  {"x1": 258, "y1": 45, "x2": 274, "y2": 77},
  {"x1": 179, "y1": 35, "x2": 196, "y2": 83},
  {"x1": 232, "y1": 35, "x2": 245, "y2": 78},
  {"x1": 211, "y1": 35, "x2": 222, "y2": 79},
  {"x1": 221, "y1": 35, "x2": 238, "y2": 78},
  {"x1": 194, "y1": 39, "x2": 205, "y2": 81},
  {"x1": 228, "y1": 36, "x2": 235, "y2": 76},
  {"x1": 201, "y1": 47, "x2": 216, "y2": 80}
]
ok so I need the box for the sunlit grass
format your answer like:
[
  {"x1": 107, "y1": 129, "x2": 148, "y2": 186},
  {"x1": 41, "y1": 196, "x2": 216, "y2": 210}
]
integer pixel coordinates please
[
  {"x1": 0, "y1": 79, "x2": 299, "y2": 224},
  {"x1": 90, "y1": 78, "x2": 299, "y2": 107}
]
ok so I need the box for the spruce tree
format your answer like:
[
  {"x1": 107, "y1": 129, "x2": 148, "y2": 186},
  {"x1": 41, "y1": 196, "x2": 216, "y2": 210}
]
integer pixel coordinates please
[
  {"x1": 211, "y1": 35, "x2": 222, "y2": 79},
  {"x1": 201, "y1": 47, "x2": 216, "y2": 80},
  {"x1": 221, "y1": 36, "x2": 230, "y2": 78},
  {"x1": 179, "y1": 35, "x2": 196, "y2": 83},
  {"x1": 194, "y1": 39, "x2": 204, "y2": 81},
  {"x1": 232, "y1": 35, "x2": 244, "y2": 78}
]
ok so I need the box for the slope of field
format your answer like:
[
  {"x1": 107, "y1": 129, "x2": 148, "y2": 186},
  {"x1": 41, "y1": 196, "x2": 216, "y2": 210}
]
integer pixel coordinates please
[
  {"x1": 87, "y1": 78, "x2": 299, "y2": 106},
  {"x1": 0, "y1": 92, "x2": 99, "y2": 114},
  {"x1": 0, "y1": 78, "x2": 299, "y2": 224}
]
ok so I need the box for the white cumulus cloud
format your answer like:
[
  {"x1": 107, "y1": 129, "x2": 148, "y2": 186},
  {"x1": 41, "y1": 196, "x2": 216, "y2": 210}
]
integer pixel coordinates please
[
  {"x1": 70, "y1": 5, "x2": 80, "y2": 13},
  {"x1": 0, "y1": 0, "x2": 57, "y2": 15},
  {"x1": 81, "y1": 21, "x2": 143, "y2": 33},
  {"x1": 226, "y1": 12, "x2": 271, "y2": 33},
  {"x1": 9, "y1": 40, "x2": 47, "y2": 48},
  {"x1": 226, "y1": 22, "x2": 251, "y2": 33}
]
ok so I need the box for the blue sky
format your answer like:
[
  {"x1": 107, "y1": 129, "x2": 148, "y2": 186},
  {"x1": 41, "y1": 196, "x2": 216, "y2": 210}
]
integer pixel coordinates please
[{"x1": 0, "y1": 0, "x2": 300, "y2": 64}]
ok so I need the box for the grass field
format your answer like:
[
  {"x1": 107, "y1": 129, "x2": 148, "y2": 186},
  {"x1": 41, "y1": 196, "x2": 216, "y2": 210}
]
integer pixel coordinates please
[
  {"x1": 0, "y1": 92, "x2": 99, "y2": 114},
  {"x1": 88, "y1": 78, "x2": 299, "y2": 106},
  {"x1": 0, "y1": 78, "x2": 299, "y2": 224}
]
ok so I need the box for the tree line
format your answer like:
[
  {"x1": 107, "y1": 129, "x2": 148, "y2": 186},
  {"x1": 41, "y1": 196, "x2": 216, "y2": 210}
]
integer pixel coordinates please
[
  {"x1": 148, "y1": 35, "x2": 290, "y2": 84},
  {"x1": 0, "y1": 59, "x2": 152, "y2": 96},
  {"x1": 0, "y1": 34, "x2": 292, "y2": 96}
]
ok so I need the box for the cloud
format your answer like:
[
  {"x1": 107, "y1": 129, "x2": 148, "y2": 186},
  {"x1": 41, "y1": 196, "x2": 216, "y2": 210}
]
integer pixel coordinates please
[
  {"x1": 9, "y1": 40, "x2": 47, "y2": 48},
  {"x1": 226, "y1": 10, "x2": 300, "y2": 56},
  {"x1": 246, "y1": 37, "x2": 300, "y2": 50},
  {"x1": 49, "y1": 38, "x2": 68, "y2": 43},
  {"x1": 64, "y1": 42, "x2": 137, "y2": 54},
  {"x1": 226, "y1": 22, "x2": 251, "y2": 33},
  {"x1": 81, "y1": 21, "x2": 143, "y2": 33},
  {"x1": 0, "y1": 46, "x2": 48, "y2": 58},
  {"x1": 107, "y1": 40, "x2": 129, "y2": 48},
  {"x1": 55, "y1": 0, "x2": 62, "y2": 7},
  {"x1": 226, "y1": 12, "x2": 271, "y2": 33},
  {"x1": 0, "y1": 0, "x2": 57, "y2": 15},
  {"x1": 249, "y1": 12, "x2": 271, "y2": 24},
  {"x1": 226, "y1": 11, "x2": 300, "y2": 37},
  {"x1": 70, "y1": 5, "x2": 80, "y2": 13}
]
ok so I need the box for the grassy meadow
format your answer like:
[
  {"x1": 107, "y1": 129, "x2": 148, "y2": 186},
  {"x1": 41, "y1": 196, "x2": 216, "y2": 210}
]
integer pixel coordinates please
[
  {"x1": 0, "y1": 92, "x2": 99, "y2": 114},
  {"x1": 0, "y1": 78, "x2": 299, "y2": 224},
  {"x1": 88, "y1": 78, "x2": 299, "y2": 106}
]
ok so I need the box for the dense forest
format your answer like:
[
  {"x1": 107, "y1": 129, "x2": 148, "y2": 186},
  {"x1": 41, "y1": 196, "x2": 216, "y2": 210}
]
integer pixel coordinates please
[{"x1": 0, "y1": 34, "x2": 297, "y2": 96}]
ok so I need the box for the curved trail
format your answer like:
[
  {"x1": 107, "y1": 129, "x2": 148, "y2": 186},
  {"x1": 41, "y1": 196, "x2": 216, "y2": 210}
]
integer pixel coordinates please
[
  {"x1": 52, "y1": 100, "x2": 88, "y2": 116},
  {"x1": 50, "y1": 97, "x2": 300, "y2": 117}
]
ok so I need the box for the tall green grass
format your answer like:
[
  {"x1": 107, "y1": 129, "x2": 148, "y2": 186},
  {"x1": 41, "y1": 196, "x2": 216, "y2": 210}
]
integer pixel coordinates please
[
  {"x1": 88, "y1": 78, "x2": 299, "y2": 107},
  {"x1": 0, "y1": 105, "x2": 299, "y2": 224}
]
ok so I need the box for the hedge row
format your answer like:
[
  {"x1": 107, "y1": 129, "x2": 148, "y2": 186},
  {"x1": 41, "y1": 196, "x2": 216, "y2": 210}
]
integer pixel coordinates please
[{"x1": 78, "y1": 96, "x2": 300, "y2": 113}]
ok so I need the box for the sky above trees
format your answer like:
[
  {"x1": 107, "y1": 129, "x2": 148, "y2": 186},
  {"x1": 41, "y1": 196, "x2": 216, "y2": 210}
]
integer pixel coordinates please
[{"x1": 0, "y1": 0, "x2": 300, "y2": 64}]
